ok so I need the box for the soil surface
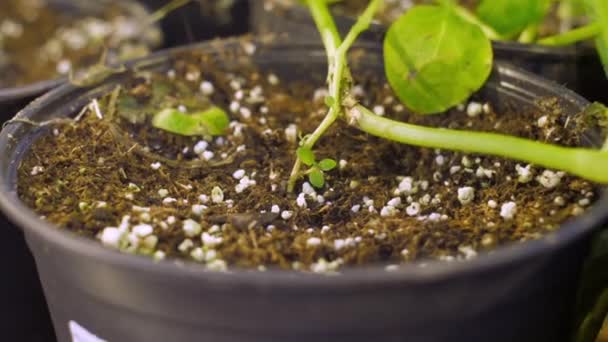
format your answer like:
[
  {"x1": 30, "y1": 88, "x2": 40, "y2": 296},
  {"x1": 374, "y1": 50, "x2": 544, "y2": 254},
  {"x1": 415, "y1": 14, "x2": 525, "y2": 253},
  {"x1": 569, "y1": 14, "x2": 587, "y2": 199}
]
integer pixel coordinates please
[
  {"x1": 17, "y1": 42, "x2": 600, "y2": 273},
  {"x1": 0, "y1": 0, "x2": 161, "y2": 88}
]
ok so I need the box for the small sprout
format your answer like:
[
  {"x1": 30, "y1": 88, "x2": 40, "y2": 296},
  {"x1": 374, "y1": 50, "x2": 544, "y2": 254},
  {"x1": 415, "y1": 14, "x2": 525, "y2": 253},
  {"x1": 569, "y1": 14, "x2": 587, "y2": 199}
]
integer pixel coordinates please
[
  {"x1": 309, "y1": 168, "x2": 325, "y2": 188},
  {"x1": 318, "y1": 159, "x2": 337, "y2": 171},
  {"x1": 324, "y1": 95, "x2": 335, "y2": 107},
  {"x1": 152, "y1": 106, "x2": 230, "y2": 136},
  {"x1": 297, "y1": 147, "x2": 316, "y2": 166},
  {"x1": 296, "y1": 147, "x2": 337, "y2": 189}
]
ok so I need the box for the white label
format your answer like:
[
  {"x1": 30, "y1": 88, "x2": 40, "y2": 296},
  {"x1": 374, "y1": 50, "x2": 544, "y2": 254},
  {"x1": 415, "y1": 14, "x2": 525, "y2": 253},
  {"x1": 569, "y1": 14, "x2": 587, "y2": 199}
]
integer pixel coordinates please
[{"x1": 69, "y1": 320, "x2": 108, "y2": 342}]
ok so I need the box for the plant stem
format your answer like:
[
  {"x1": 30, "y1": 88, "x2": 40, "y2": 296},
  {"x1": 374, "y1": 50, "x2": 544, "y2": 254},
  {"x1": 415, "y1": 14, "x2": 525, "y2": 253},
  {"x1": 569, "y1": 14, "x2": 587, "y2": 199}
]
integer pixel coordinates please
[
  {"x1": 147, "y1": 0, "x2": 192, "y2": 24},
  {"x1": 347, "y1": 104, "x2": 608, "y2": 183},
  {"x1": 518, "y1": 24, "x2": 538, "y2": 44},
  {"x1": 538, "y1": 23, "x2": 600, "y2": 46},
  {"x1": 449, "y1": 4, "x2": 504, "y2": 41},
  {"x1": 288, "y1": 0, "x2": 382, "y2": 192}
]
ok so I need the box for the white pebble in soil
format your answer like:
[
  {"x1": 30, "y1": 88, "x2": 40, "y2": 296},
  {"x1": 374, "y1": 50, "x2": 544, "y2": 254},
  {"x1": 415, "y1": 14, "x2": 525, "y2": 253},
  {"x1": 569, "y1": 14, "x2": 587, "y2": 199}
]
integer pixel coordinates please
[
  {"x1": 306, "y1": 237, "x2": 322, "y2": 247},
  {"x1": 182, "y1": 219, "x2": 202, "y2": 237},
  {"x1": 537, "y1": 170, "x2": 563, "y2": 189},
  {"x1": 466, "y1": 102, "x2": 483, "y2": 117},
  {"x1": 500, "y1": 202, "x2": 518, "y2": 220},
  {"x1": 201, "y1": 232, "x2": 223, "y2": 247},
  {"x1": 406, "y1": 202, "x2": 421, "y2": 216},
  {"x1": 457, "y1": 187, "x2": 475, "y2": 205},
  {"x1": 515, "y1": 164, "x2": 533, "y2": 183}
]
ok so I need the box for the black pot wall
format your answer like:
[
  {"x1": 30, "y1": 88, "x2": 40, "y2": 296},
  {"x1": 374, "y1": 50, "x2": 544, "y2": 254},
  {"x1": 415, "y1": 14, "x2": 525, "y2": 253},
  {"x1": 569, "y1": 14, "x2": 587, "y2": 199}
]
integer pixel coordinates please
[
  {"x1": 0, "y1": 40, "x2": 606, "y2": 342},
  {"x1": 138, "y1": 0, "x2": 250, "y2": 48},
  {"x1": 249, "y1": 0, "x2": 608, "y2": 103}
]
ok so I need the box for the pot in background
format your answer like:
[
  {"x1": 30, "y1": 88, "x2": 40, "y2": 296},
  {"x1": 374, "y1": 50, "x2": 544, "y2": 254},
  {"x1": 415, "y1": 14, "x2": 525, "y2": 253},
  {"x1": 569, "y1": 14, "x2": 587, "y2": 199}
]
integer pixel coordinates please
[
  {"x1": 0, "y1": 39, "x2": 607, "y2": 342},
  {"x1": 0, "y1": 1, "x2": 161, "y2": 340},
  {"x1": 0, "y1": 0, "x2": 162, "y2": 121},
  {"x1": 139, "y1": 0, "x2": 250, "y2": 48},
  {"x1": 250, "y1": 0, "x2": 608, "y2": 103}
]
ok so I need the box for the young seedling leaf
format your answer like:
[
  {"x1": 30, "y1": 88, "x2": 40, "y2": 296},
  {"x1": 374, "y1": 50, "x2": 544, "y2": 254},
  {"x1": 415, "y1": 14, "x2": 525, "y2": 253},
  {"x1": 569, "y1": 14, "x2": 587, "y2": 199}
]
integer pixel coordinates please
[
  {"x1": 152, "y1": 107, "x2": 229, "y2": 136},
  {"x1": 309, "y1": 168, "x2": 325, "y2": 188},
  {"x1": 384, "y1": 5, "x2": 493, "y2": 114},
  {"x1": 318, "y1": 158, "x2": 337, "y2": 171},
  {"x1": 585, "y1": 0, "x2": 608, "y2": 77},
  {"x1": 476, "y1": 0, "x2": 552, "y2": 37},
  {"x1": 297, "y1": 147, "x2": 316, "y2": 166}
]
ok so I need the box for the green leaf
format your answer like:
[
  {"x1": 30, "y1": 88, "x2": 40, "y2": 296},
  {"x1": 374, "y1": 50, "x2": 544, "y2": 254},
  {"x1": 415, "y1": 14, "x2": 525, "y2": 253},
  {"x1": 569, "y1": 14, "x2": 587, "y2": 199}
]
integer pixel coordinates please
[
  {"x1": 324, "y1": 95, "x2": 335, "y2": 107},
  {"x1": 476, "y1": 0, "x2": 552, "y2": 37},
  {"x1": 384, "y1": 5, "x2": 493, "y2": 114},
  {"x1": 318, "y1": 158, "x2": 337, "y2": 171},
  {"x1": 297, "y1": 147, "x2": 316, "y2": 166},
  {"x1": 152, "y1": 106, "x2": 229, "y2": 136},
  {"x1": 309, "y1": 168, "x2": 325, "y2": 188},
  {"x1": 585, "y1": 0, "x2": 608, "y2": 78}
]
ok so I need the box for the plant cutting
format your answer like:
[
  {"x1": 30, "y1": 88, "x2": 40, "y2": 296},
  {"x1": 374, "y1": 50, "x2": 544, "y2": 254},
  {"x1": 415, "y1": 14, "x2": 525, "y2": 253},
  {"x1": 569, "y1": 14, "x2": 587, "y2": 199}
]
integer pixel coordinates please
[
  {"x1": 251, "y1": 0, "x2": 608, "y2": 102},
  {"x1": 286, "y1": 0, "x2": 608, "y2": 191},
  {"x1": 2, "y1": 1, "x2": 608, "y2": 341}
]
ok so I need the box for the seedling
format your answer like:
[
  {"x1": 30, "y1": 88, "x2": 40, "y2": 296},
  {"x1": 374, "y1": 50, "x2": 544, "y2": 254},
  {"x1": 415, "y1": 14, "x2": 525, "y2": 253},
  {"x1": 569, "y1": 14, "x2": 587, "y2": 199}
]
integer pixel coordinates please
[{"x1": 296, "y1": 146, "x2": 337, "y2": 188}]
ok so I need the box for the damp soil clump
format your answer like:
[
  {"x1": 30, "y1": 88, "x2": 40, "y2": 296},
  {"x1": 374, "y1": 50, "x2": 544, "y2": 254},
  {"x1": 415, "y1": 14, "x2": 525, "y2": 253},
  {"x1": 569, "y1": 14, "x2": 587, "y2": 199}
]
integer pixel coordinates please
[
  {"x1": 17, "y1": 46, "x2": 599, "y2": 273},
  {"x1": 0, "y1": 0, "x2": 161, "y2": 88}
]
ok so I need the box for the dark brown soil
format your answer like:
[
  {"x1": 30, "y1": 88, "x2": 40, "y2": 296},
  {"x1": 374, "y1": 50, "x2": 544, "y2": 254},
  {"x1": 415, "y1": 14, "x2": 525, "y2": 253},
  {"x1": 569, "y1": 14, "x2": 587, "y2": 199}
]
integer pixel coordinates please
[
  {"x1": 0, "y1": 0, "x2": 160, "y2": 88},
  {"x1": 17, "y1": 44, "x2": 599, "y2": 273}
]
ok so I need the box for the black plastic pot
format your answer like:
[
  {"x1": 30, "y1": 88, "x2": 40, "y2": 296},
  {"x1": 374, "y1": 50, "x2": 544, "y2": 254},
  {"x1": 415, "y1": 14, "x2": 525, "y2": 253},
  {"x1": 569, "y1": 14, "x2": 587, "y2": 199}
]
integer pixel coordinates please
[
  {"x1": 0, "y1": 1, "x2": 160, "y2": 341},
  {"x1": 139, "y1": 0, "x2": 250, "y2": 48},
  {"x1": 0, "y1": 39, "x2": 607, "y2": 342},
  {"x1": 250, "y1": 0, "x2": 608, "y2": 103},
  {"x1": 0, "y1": 0, "x2": 161, "y2": 121}
]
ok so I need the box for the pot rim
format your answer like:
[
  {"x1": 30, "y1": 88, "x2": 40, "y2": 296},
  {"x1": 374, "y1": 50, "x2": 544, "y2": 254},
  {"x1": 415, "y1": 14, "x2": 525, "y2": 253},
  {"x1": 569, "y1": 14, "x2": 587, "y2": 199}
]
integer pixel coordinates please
[
  {"x1": 1, "y1": 39, "x2": 606, "y2": 290},
  {"x1": 0, "y1": 0, "x2": 159, "y2": 106}
]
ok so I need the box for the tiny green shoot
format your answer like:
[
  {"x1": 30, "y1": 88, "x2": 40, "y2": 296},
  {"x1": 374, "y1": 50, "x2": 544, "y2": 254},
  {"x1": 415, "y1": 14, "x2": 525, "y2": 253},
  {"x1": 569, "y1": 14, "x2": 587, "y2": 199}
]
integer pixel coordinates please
[
  {"x1": 152, "y1": 106, "x2": 230, "y2": 136},
  {"x1": 296, "y1": 146, "x2": 337, "y2": 188}
]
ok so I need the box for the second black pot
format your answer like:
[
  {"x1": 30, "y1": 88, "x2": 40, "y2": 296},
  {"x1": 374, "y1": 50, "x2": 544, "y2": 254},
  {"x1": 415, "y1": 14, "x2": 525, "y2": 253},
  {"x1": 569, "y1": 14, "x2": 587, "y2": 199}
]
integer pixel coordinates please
[{"x1": 250, "y1": 0, "x2": 608, "y2": 103}]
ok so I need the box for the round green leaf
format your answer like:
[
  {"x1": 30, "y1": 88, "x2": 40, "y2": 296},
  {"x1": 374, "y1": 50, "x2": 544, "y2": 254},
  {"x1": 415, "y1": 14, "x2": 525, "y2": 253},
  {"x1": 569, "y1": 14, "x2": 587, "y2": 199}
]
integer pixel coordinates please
[
  {"x1": 309, "y1": 168, "x2": 325, "y2": 188},
  {"x1": 297, "y1": 147, "x2": 316, "y2": 166},
  {"x1": 477, "y1": 0, "x2": 552, "y2": 37},
  {"x1": 318, "y1": 159, "x2": 337, "y2": 171},
  {"x1": 384, "y1": 5, "x2": 493, "y2": 114}
]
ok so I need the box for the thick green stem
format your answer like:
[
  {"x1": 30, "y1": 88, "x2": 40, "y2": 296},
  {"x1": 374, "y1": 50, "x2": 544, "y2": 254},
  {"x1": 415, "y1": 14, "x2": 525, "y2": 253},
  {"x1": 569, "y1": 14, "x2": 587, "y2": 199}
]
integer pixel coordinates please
[
  {"x1": 538, "y1": 23, "x2": 600, "y2": 46},
  {"x1": 348, "y1": 104, "x2": 608, "y2": 183},
  {"x1": 306, "y1": 0, "x2": 342, "y2": 65}
]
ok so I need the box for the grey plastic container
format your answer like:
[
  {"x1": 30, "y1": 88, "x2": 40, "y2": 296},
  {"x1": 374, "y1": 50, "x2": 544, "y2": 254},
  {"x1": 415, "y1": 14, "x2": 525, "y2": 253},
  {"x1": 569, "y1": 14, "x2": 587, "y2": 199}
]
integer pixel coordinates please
[
  {"x1": 0, "y1": 1, "x2": 160, "y2": 340},
  {"x1": 0, "y1": 39, "x2": 607, "y2": 342},
  {"x1": 250, "y1": 0, "x2": 608, "y2": 103}
]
